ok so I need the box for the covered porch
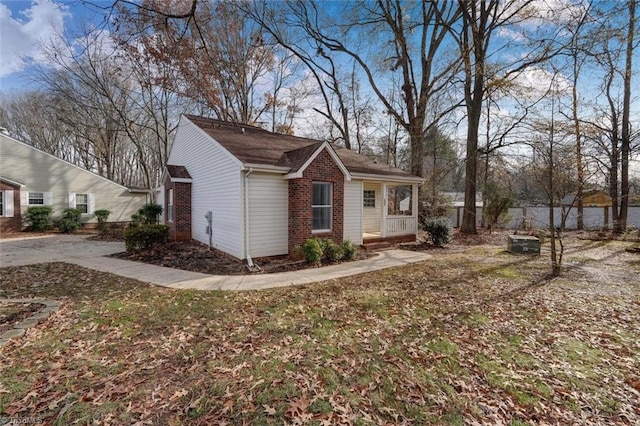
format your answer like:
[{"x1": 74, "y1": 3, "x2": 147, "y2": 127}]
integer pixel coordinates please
[{"x1": 361, "y1": 181, "x2": 420, "y2": 243}]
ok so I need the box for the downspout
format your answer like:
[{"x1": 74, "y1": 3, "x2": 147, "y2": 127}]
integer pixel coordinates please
[{"x1": 244, "y1": 167, "x2": 255, "y2": 269}]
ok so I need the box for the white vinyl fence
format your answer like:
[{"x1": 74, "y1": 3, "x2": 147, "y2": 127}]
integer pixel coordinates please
[{"x1": 447, "y1": 206, "x2": 640, "y2": 230}]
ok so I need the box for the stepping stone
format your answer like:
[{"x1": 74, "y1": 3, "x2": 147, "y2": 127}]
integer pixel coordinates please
[
  {"x1": 30, "y1": 312, "x2": 51, "y2": 322},
  {"x1": 15, "y1": 319, "x2": 39, "y2": 329},
  {"x1": 2, "y1": 328, "x2": 25, "y2": 339}
]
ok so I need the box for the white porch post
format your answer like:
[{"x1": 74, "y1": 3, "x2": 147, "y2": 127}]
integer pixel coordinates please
[
  {"x1": 412, "y1": 184, "x2": 419, "y2": 236},
  {"x1": 381, "y1": 183, "x2": 388, "y2": 238}
]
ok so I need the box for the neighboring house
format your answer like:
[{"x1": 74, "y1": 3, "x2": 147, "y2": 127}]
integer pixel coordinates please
[
  {"x1": 561, "y1": 190, "x2": 612, "y2": 207},
  {"x1": 0, "y1": 132, "x2": 148, "y2": 232},
  {"x1": 441, "y1": 192, "x2": 483, "y2": 207},
  {"x1": 160, "y1": 115, "x2": 424, "y2": 262}
]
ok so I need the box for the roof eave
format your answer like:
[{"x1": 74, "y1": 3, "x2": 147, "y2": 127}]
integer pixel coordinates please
[
  {"x1": 242, "y1": 163, "x2": 291, "y2": 174},
  {"x1": 350, "y1": 172, "x2": 424, "y2": 184},
  {"x1": 0, "y1": 176, "x2": 26, "y2": 188},
  {"x1": 285, "y1": 142, "x2": 352, "y2": 181}
]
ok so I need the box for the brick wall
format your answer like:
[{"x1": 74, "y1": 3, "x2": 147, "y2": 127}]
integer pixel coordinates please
[
  {"x1": 164, "y1": 178, "x2": 192, "y2": 241},
  {"x1": 288, "y1": 149, "x2": 345, "y2": 254},
  {"x1": 0, "y1": 181, "x2": 22, "y2": 233}
]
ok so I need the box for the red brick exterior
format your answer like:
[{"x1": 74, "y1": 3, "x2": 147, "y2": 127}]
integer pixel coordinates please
[
  {"x1": 164, "y1": 178, "x2": 192, "y2": 241},
  {"x1": 288, "y1": 149, "x2": 345, "y2": 255},
  {"x1": 0, "y1": 180, "x2": 22, "y2": 233}
]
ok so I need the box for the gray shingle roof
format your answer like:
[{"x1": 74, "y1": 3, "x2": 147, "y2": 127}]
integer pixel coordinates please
[
  {"x1": 166, "y1": 165, "x2": 192, "y2": 179},
  {"x1": 184, "y1": 115, "x2": 420, "y2": 180}
]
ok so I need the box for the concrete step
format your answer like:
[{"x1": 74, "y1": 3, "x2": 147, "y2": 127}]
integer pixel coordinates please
[{"x1": 362, "y1": 241, "x2": 393, "y2": 251}]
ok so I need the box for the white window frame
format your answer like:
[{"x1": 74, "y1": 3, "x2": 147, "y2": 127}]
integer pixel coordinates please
[
  {"x1": 167, "y1": 188, "x2": 174, "y2": 222},
  {"x1": 312, "y1": 181, "x2": 332, "y2": 233},
  {"x1": 363, "y1": 190, "x2": 376, "y2": 208},
  {"x1": 68, "y1": 192, "x2": 95, "y2": 214},
  {"x1": 75, "y1": 194, "x2": 89, "y2": 214},
  {"x1": 28, "y1": 192, "x2": 45, "y2": 205},
  {"x1": 1, "y1": 190, "x2": 15, "y2": 217}
]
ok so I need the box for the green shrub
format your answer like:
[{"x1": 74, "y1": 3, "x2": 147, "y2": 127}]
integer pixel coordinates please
[
  {"x1": 424, "y1": 216, "x2": 452, "y2": 246},
  {"x1": 302, "y1": 238, "x2": 323, "y2": 264},
  {"x1": 138, "y1": 203, "x2": 163, "y2": 225},
  {"x1": 124, "y1": 224, "x2": 169, "y2": 252},
  {"x1": 301, "y1": 238, "x2": 358, "y2": 264},
  {"x1": 342, "y1": 240, "x2": 358, "y2": 260},
  {"x1": 94, "y1": 209, "x2": 111, "y2": 234},
  {"x1": 324, "y1": 239, "x2": 344, "y2": 262},
  {"x1": 58, "y1": 208, "x2": 82, "y2": 233},
  {"x1": 26, "y1": 206, "x2": 52, "y2": 231}
]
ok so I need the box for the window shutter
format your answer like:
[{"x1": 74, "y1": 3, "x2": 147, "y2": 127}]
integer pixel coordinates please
[
  {"x1": 88, "y1": 193, "x2": 95, "y2": 214},
  {"x1": 44, "y1": 192, "x2": 53, "y2": 206},
  {"x1": 68, "y1": 193, "x2": 76, "y2": 208},
  {"x1": 20, "y1": 191, "x2": 28, "y2": 206},
  {"x1": 5, "y1": 190, "x2": 14, "y2": 217}
]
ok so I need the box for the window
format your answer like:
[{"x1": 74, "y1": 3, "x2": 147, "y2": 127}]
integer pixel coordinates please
[
  {"x1": 28, "y1": 192, "x2": 44, "y2": 205},
  {"x1": 68, "y1": 192, "x2": 92, "y2": 213},
  {"x1": 75, "y1": 194, "x2": 88, "y2": 213},
  {"x1": 363, "y1": 190, "x2": 376, "y2": 208},
  {"x1": 167, "y1": 189, "x2": 174, "y2": 222},
  {"x1": 312, "y1": 182, "x2": 332, "y2": 231},
  {"x1": 387, "y1": 185, "x2": 413, "y2": 216},
  {"x1": 0, "y1": 191, "x2": 3, "y2": 216}
]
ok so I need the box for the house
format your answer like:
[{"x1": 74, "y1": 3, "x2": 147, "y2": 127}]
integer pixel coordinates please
[
  {"x1": 160, "y1": 115, "x2": 424, "y2": 262},
  {"x1": 441, "y1": 191, "x2": 483, "y2": 207},
  {"x1": 0, "y1": 132, "x2": 148, "y2": 232},
  {"x1": 561, "y1": 190, "x2": 612, "y2": 207}
]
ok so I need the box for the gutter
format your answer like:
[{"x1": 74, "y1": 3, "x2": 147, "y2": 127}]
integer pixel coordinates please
[
  {"x1": 243, "y1": 167, "x2": 255, "y2": 269},
  {"x1": 350, "y1": 172, "x2": 424, "y2": 184}
]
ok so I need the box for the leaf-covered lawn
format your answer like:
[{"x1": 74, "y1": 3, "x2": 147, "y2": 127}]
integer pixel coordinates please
[{"x1": 1, "y1": 237, "x2": 639, "y2": 425}]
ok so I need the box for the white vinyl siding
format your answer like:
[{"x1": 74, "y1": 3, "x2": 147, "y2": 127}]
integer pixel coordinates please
[
  {"x1": 343, "y1": 180, "x2": 363, "y2": 245},
  {"x1": 2, "y1": 133, "x2": 145, "y2": 222},
  {"x1": 363, "y1": 182, "x2": 382, "y2": 233},
  {"x1": 167, "y1": 117, "x2": 243, "y2": 258},
  {"x1": 247, "y1": 173, "x2": 288, "y2": 257}
]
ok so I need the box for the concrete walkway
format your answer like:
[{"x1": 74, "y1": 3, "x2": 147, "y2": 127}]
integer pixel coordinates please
[{"x1": 0, "y1": 235, "x2": 431, "y2": 291}]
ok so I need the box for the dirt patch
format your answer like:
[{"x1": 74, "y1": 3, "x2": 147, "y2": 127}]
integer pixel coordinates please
[
  {"x1": 111, "y1": 240, "x2": 374, "y2": 275},
  {"x1": 0, "y1": 302, "x2": 44, "y2": 333}
]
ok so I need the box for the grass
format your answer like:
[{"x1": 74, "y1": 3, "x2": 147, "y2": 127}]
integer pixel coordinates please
[{"x1": 0, "y1": 237, "x2": 639, "y2": 424}]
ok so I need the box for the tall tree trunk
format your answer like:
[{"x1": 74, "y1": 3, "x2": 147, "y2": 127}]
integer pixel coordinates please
[
  {"x1": 572, "y1": 46, "x2": 585, "y2": 231},
  {"x1": 409, "y1": 123, "x2": 425, "y2": 178},
  {"x1": 461, "y1": 106, "x2": 480, "y2": 234},
  {"x1": 610, "y1": 145, "x2": 620, "y2": 232},
  {"x1": 549, "y1": 100, "x2": 560, "y2": 277},
  {"x1": 619, "y1": 0, "x2": 636, "y2": 232}
]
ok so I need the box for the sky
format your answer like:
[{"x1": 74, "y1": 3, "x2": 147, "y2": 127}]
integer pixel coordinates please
[
  {"x1": 0, "y1": 0, "x2": 638, "y2": 178},
  {"x1": 0, "y1": 0, "x2": 108, "y2": 91}
]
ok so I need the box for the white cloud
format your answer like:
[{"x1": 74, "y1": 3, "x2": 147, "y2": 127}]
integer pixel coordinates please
[
  {"x1": 0, "y1": 0, "x2": 68, "y2": 77},
  {"x1": 510, "y1": 67, "x2": 572, "y2": 99},
  {"x1": 512, "y1": 0, "x2": 588, "y2": 27}
]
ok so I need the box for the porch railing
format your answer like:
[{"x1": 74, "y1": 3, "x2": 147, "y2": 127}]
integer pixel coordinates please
[{"x1": 385, "y1": 216, "x2": 416, "y2": 237}]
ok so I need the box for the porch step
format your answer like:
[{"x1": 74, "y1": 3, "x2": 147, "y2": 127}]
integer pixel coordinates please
[{"x1": 362, "y1": 241, "x2": 393, "y2": 251}]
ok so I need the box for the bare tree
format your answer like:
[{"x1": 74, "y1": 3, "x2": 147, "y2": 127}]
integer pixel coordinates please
[
  {"x1": 450, "y1": 0, "x2": 575, "y2": 234},
  {"x1": 245, "y1": 0, "x2": 461, "y2": 169},
  {"x1": 585, "y1": 0, "x2": 638, "y2": 232}
]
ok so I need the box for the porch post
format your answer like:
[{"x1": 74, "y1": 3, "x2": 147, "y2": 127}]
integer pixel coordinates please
[
  {"x1": 412, "y1": 184, "x2": 419, "y2": 236},
  {"x1": 381, "y1": 183, "x2": 388, "y2": 238}
]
